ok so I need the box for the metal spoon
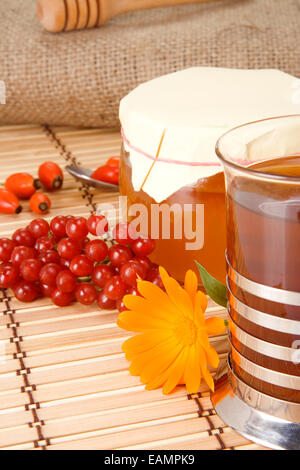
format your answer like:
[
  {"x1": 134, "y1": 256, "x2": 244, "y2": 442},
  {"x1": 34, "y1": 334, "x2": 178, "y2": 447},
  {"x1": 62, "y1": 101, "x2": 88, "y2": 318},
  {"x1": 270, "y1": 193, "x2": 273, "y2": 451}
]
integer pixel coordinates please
[{"x1": 66, "y1": 164, "x2": 119, "y2": 191}]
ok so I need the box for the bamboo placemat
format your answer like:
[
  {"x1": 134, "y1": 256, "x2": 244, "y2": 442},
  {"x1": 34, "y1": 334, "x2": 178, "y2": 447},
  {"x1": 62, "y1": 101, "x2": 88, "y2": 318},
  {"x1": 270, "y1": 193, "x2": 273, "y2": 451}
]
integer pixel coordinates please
[{"x1": 0, "y1": 124, "x2": 267, "y2": 451}]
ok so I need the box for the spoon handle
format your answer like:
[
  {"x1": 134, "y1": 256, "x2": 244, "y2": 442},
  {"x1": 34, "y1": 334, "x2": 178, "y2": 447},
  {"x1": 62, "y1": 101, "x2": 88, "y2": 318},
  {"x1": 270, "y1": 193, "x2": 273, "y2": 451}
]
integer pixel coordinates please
[{"x1": 37, "y1": 0, "x2": 223, "y2": 32}]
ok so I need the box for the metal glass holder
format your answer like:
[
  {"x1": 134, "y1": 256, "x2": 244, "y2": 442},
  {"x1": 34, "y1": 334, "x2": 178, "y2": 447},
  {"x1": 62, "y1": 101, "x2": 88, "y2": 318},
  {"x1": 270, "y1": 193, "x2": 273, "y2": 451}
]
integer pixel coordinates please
[{"x1": 212, "y1": 355, "x2": 300, "y2": 450}]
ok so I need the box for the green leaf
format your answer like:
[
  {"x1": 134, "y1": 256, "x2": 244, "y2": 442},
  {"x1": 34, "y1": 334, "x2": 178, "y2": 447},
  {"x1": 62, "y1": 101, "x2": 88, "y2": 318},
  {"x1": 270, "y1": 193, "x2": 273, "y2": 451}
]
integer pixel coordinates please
[{"x1": 195, "y1": 261, "x2": 228, "y2": 308}]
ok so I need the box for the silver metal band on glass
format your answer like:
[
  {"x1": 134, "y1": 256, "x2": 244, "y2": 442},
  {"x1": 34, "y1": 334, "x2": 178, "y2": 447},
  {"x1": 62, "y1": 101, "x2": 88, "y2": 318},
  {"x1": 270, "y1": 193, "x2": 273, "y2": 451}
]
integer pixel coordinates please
[
  {"x1": 227, "y1": 355, "x2": 300, "y2": 423},
  {"x1": 227, "y1": 281, "x2": 300, "y2": 334},
  {"x1": 226, "y1": 251, "x2": 300, "y2": 307},
  {"x1": 230, "y1": 343, "x2": 300, "y2": 390},
  {"x1": 228, "y1": 315, "x2": 298, "y2": 362},
  {"x1": 225, "y1": 250, "x2": 300, "y2": 396}
]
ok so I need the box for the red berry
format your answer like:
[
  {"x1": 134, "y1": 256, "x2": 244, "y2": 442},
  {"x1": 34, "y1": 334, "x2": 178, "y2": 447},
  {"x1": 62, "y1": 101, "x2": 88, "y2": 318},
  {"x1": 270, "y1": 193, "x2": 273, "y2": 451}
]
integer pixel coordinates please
[
  {"x1": 134, "y1": 256, "x2": 152, "y2": 275},
  {"x1": 39, "y1": 263, "x2": 62, "y2": 286},
  {"x1": 51, "y1": 289, "x2": 73, "y2": 307},
  {"x1": 131, "y1": 238, "x2": 155, "y2": 257},
  {"x1": 84, "y1": 239, "x2": 108, "y2": 263},
  {"x1": 59, "y1": 257, "x2": 71, "y2": 269},
  {"x1": 91, "y1": 264, "x2": 115, "y2": 288},
  {"x1": 0, "y1": 264, "x2": 20, "y2": 288},
  {"x1": 112, "y1": 223, "x2": 136, "y2": 245},
  {"x1": 116, "y1": 298, "x2": 127, "y2": 312},
  {"x1": 50, "y1": 216, "x2": 68, "y2": 240},
  {"x1": 56, "y1": 270, "x2": 77, "y2": 293},
  {"x1": 14, "y1": 281, "x2": 39, "y2": 302},
  {"x1": 70, "y1": 255, "x2": 94, "y2": 277},
  {"x1": 0, "y1": 238, "x2": 17, "y2": 262},
  {"x1": 120, "y1": 260, "x2": 147, "y2": 287},
  {"x1": 35, "y1": 236, "x2": 54, "y2": 252},
  {"x1": 75, "y1": 283, "x2": 97, "y2": 306},
  {"x1": 40, "y1": 283, "x2": 55, "y2": 297},
  {"x1": 147, "y1": 266, "x2": 164, "y2": 290},
  {"x1": 11, "y1": 246, "x2": 37, "y2": 267},
  {"x1": 38, "y1": 249, "x2": 60, "y2": 265},
  {"x1": 57, "y1": 238, "x2": 81, "y2": 260},
  {"x1": 28, "y1": 219, "x2": 50, "y2": 239},
  {"x1": 97, "y1": 291, "x2": 116, "y2": 310},
  {"x1": 108, "y1": 245, "x2": 133, "y2": 267},
  {"x1": 104, "y1": 275, "x2": 127, "y2": 300},
  {"x1": 127, "y1": 286, "x2": 142, "y2": 297},
  {"x1": 12, "y1": 228, "x2": 35, "y2": 247},
  {"x1": 20, "y1": 258, "x2": 43, "y2": 282},
  {"x1": 87, "y1": 214, "x2": 109, "y2": 236},
  {"x1": 66, "y1": 217, "x2": 88, "y2": 241}
]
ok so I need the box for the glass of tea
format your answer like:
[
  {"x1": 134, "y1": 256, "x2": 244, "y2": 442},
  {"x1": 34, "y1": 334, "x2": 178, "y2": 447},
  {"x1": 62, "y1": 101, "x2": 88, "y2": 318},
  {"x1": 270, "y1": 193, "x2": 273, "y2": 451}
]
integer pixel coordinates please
[{"x1": 216, "y1": 115, "x2": 300, "y2": 405}]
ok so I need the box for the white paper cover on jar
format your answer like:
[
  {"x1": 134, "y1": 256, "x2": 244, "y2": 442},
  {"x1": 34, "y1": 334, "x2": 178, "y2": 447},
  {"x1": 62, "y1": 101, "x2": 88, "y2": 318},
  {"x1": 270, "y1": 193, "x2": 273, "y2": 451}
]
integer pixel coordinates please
[{"x1": 119, "y1": 67, "x2": 300, "y2": 203}]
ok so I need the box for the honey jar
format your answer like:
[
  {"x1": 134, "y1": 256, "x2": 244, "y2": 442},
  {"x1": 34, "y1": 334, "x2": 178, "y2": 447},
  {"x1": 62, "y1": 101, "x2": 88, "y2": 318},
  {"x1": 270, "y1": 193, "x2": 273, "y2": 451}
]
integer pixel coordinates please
[{"x1": 119, "y1": 67, "x2": 300, "y2": 284}]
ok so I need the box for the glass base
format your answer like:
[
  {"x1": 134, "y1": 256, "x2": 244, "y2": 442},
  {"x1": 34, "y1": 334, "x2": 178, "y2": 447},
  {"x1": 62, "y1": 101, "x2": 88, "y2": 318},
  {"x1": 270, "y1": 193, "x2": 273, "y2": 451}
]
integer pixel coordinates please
[{"x1": 212, "y1": 355, "x2": 300, "y2": 450}]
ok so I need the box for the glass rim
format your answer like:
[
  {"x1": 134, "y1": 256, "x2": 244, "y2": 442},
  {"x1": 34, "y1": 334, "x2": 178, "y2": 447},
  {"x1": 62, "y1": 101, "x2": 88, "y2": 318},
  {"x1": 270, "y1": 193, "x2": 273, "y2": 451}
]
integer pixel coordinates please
[{"x1": 215, "y1": 114, "x2": 300, "y2": 183}]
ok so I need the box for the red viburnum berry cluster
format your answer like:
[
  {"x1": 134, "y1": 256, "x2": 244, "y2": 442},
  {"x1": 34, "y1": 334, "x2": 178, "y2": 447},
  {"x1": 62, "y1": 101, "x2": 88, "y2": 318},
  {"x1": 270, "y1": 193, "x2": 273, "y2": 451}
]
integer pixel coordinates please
[{"x1": 0, "y1": 215, "x2": 162, "y2": 312}]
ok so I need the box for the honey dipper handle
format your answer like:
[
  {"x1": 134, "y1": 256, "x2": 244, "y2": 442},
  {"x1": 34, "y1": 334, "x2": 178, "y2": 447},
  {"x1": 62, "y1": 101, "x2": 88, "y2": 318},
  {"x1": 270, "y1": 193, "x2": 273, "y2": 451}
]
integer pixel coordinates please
[{"x1": 99, "y1": 0, "x2": 219, "y2": 24}]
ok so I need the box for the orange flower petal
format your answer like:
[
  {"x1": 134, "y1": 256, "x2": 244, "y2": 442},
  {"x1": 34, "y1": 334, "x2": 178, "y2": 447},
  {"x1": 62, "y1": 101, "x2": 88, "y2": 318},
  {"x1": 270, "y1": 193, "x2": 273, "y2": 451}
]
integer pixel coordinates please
[
  {"x1": 130, "y1": 338, "x2": 182, "y2": 377},
  {"x1": 145, "y1": 347, "x2": 186, "y2": 392},
  {"x1": 184, "y1": 269, "x2": 198, "y2": 305},
  {"x1": 136, "y1": 280, "x2": 179, "y2": 315},
  {"x1": 123, "y1": 294, "x2": 177, "y2": 324},
  {"x1": 162, "y1": 347, "x2": 189, "y2": 394},
  {"x1": 205, "y1": 317, "x2": 226, "y2": 336},
  {"x1": 117, "y1": 310, "x2": 171, "y2": 332},
  {"x1": 183, "y1": 345, "x2": 201, "y2": 394},
  {"x1": 122, "y1": 330, "x2": 171, "y2": 360},
  {"x1": 195, "y1": 341, "x2": 215, "y2": 392},
  {"x1": 204, "y1": 344, "x2": 220, "y2": 369},
  {"x1": 159, "y1": 267, "x2": 194, "y2": 319},
  {"x1": 194, "y1": 291, "x2": 208, "y2": 324}
]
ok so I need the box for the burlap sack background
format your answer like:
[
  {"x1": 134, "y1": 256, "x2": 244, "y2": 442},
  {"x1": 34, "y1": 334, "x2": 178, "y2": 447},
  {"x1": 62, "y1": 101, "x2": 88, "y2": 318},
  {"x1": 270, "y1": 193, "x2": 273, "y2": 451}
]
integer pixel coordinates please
[{"x1": 0, "y1": 0, "x2": 300, "y2": 128}]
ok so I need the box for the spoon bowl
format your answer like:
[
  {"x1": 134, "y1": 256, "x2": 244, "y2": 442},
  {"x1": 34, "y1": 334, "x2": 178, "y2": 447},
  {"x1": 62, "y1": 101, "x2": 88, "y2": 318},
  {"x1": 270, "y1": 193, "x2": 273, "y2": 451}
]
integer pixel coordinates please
[{"x1": 66, "y1": 164, "x2": 119, "y2": 191}]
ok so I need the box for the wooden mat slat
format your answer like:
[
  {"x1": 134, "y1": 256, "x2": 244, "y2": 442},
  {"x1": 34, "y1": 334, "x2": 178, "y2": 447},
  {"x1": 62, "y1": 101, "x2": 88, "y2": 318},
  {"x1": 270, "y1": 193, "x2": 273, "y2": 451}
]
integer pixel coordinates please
[{"x1": 0, "y1": 124, "x2": 266, "y2": 450}]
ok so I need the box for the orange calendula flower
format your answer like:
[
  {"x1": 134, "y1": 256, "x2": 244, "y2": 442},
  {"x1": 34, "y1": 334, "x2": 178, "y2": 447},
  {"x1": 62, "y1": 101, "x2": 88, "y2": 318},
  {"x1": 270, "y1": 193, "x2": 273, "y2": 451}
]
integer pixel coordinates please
[{"x1": 117, "y1": 267, "x2": 225, "y2": 395}]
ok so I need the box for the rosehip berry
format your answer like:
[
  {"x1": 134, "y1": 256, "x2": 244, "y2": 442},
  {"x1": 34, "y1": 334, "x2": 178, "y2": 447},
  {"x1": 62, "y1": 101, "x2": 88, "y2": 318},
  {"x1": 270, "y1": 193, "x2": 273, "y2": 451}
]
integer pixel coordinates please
[
  {"x1": 39, "y1": 263, "x2": 62, "y2": 287},
  {"x1": 11, "y1": 246, "x2": 37, "y2": 267},
  {"x1": 35, "y1": 236, "x2": 54, "y2": 252},
  {"x1": 87, "y1": 214, "x2": 109, "y2": 236},
  {"x1": 75, "y1": 283, "x2": 97, "y2": 306},
  {"x1": 66, "y1": 217, "x2": 88, "y2": 241},
  {"x1": 103, "y1": 275, "x2": 127, "y2": 300},
  {"x1": 20, "y1": 258, "x2": 43, "y2": 282},
  {"x1": 0, "y1": 238, "x2": 17, "y2": 262},
  {"x1": 51, "y1": 289, "x2": 73, "y2": 307},
  {"x1": 28, "y1": 219, "x2": 50, "y2": 239},
  {"x1": 57, "y1": 238, "x2": 81, "y2": 260},
  {"x1": 131, "y1": 238, "x2": 155, "y2": 257},
  {"x1": 97, "y1": 291, "x2": 116, "y2": 310},
  {"x1": 0, "y1": 264, "x2": 20, "y2": 288},
  {"x1": 70, "y1": 255, "x2": 94, "y2": 277},
  {"x1": 12, "y1": 228, "x2": 35, "y2": 247},
  {"x1": 108, "y1": 245, "x2": 133, "y2": 267},
  {"x1": 84, "y1": 239, "x2": 108, "y2": 263},
  {"x1": 120, "y1": 260, "x2": 147, "y2": 287},
  {"x1": 56, "y1": 270, "x2": 77, "y2": 293},
  {"x1": 14, "y1": 281, "x2": 39, "y2": 302},
  {"x1": 91, "y1": 264, "x2": 115, "y2": 288}
]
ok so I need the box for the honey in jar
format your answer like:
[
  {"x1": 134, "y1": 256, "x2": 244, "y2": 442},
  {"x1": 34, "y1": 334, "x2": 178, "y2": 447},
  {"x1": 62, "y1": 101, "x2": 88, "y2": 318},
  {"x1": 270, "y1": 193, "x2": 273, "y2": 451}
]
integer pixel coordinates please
[{"x1": 119, "y1": 68, "x2": 300, "y2": 283}]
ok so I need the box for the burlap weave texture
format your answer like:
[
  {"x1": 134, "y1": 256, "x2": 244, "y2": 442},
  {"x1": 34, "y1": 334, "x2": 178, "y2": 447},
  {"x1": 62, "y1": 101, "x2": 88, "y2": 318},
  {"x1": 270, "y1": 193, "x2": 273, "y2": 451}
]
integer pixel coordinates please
[{"x1": 0, "y1": 0, "x2": 300, "y2": 128}]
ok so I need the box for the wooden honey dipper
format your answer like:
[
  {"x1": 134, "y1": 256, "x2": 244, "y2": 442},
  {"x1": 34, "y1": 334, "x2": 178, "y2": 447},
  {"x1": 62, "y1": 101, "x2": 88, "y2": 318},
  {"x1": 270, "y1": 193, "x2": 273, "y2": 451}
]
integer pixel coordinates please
[{"x1": 37, "y1": 0, "x2": 222, "y2": 33}]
